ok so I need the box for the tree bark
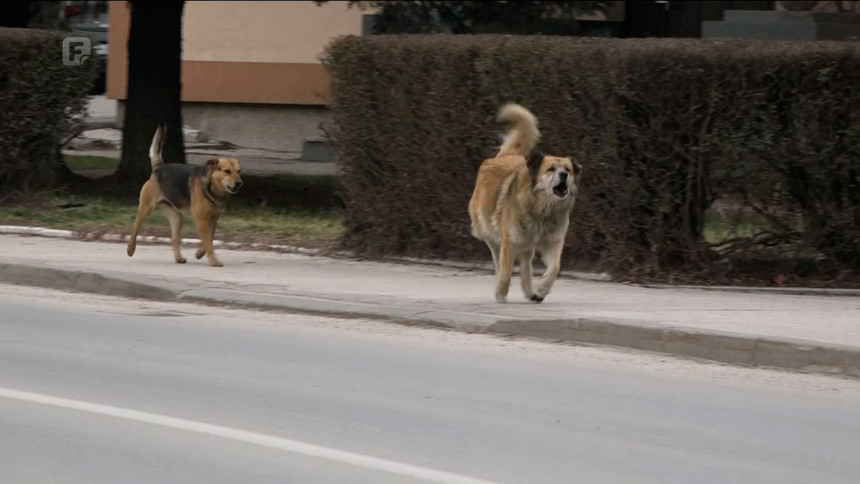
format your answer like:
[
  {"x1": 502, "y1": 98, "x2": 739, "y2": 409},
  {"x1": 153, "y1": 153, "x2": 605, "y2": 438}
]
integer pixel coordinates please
[{"x1": 115, "y1": 0, "x2": 186, "y2": 185}]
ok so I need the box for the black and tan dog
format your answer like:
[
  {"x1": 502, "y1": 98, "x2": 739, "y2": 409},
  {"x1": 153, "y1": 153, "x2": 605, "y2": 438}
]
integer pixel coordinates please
[
  {"x1": 469, "y1": 104, "x2": 582, "y2": 303},
  {"x1": 126, "y1": 124, "x2": 242, "y2": 267}
]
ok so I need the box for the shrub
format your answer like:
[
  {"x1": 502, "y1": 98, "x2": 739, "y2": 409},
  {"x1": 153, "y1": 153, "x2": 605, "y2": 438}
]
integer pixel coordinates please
[
  {"x1": 322, "y1": 35, "x2": 860, "y2": 280},
  {"x1": 0, "y1": 27, "x2": 96, "y2": 198}
]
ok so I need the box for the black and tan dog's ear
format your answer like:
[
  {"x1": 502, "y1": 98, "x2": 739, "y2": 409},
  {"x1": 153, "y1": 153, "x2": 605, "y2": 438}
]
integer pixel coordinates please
[
  {"x1": 527, "y1": 151, "x2": 545, "y2": 186},
  {"x1": 206, "y1": 159, "x2": 219, "y2": 171},
  {"x1": 573, "y1": 161, "x2": 583, "y2": 176}
]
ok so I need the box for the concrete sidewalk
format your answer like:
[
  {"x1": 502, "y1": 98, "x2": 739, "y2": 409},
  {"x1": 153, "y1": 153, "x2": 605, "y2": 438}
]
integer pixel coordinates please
[
  {"x1": 67, "y1": 109, "x2": 339, "y2": 177},
  {"x1": 66, "y1": 147, "x2": 339, "y2": 177},
  {"x1": 0, "y1": 233, "x2": 858, "y2": 378},
  {"x1": 84, "y1": 95, "x2": 118, "y2": 128},
  {"x1": 64, "y1": 126, "x2": 338, "y2": 177}
]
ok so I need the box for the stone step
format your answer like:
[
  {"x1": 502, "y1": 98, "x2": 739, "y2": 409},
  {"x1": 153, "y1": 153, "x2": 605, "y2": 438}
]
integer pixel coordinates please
[{"x1": 301, "y1": 137, "x2": 335, "y2": 163}]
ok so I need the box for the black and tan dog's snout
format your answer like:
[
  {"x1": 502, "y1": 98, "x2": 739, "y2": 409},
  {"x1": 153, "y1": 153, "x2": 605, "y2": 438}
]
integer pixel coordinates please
[{"x1": 229, "y1": 179, "x2": 243, "y2": 194}]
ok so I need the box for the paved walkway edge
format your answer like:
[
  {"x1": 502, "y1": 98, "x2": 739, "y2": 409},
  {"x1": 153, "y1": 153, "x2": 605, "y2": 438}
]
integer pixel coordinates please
[
  {"x1": 1, "y1": 262, "x2": 857, "y2": 380},
  {"x1": 5, "y1": 225, "x2": 860, "y2": 295},
  {"x1": 0, "y1": 225, "x2": 610, "y2": 283}
]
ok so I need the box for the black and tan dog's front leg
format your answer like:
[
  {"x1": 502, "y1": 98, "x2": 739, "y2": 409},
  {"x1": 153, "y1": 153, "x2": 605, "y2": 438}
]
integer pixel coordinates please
[
  {"x1": 193, "y1": 214, "x2": 222, "y2": 267},
  {"x1": 161, "y1": 205, "x2": 186, "y2": 263},
  {"x1": 127, "y1": 181, "x2": 159, "y2": 258}
]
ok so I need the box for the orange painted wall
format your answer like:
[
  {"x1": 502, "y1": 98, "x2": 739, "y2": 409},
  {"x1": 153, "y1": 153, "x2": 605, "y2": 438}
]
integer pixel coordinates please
[{"x1": 106, "y1": 1, "x2": 370, "y2": 105}]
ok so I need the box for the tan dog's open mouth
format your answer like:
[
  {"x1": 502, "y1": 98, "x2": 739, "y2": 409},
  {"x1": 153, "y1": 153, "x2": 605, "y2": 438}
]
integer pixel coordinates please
[{"x1": 552, "y1": 181, "x2": 569, "y2": 198}]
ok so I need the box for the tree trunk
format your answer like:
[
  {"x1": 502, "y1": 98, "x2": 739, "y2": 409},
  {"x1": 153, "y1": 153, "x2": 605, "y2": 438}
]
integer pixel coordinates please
[
  {"x1": 29, "y1": 1, "x2": 61, "y2": 29},
  {"x1": 115, "y1": 1, "x2": 186, "y2": 186}
]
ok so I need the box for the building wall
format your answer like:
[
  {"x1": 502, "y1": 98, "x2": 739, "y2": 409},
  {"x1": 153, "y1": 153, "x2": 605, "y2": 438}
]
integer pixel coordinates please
[
  {"x1": 107, "y1": 0, "x2": 369, "y2": 105},
  {"x1": 107, "y1": 1, "x2": 370, "y2": 151},
  {"x1": 182, "y1": 1, "x2": 368, "y2": 64}
]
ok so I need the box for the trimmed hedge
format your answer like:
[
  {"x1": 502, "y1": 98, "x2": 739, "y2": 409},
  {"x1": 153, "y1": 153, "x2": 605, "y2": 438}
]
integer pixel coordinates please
[
  {"x1": 0, "y1": 27, "x2": 96, "y2": 196},
  {"x1": 322, "y1": 35, "x2": 860, "y2": 280}
]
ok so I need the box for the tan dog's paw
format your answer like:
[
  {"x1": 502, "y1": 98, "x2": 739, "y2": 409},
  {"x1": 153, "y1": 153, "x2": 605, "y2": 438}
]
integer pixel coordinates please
[
  {"x1": 535, "y1": 283, "x2": 553, "y2": 300},
  {"x1": 210, "y1": 260, "x2": 223, "y2": 268},
  {"x1": 495, "y1": 289, "x2": 508, "y2": 304},
  {"x1": 529, "y1": 294, "x2": 544, "y2": 303},
  {"x1": 195, "y1": 249, "x2": 205, "y2": 260},
  {"x1": 176, "y1": 257, "x2": 187, "y2": 264},
  {"x1": 127, "y1": 245, "x2": 135, "y2": 257}
]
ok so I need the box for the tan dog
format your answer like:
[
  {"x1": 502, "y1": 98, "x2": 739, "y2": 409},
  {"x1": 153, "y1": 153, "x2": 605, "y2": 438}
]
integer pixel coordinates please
[
  {"x1": 469, "y1": 104, "x2": 582, "y2": 303},
  {"x1": 127, "y1": 124, "x2": 243, "y2": 267}
]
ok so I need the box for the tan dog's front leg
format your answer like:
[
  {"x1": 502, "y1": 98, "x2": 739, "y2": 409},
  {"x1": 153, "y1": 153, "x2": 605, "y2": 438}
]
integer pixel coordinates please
[
  {"x1": 495, "y1": 241, "x2": 515, "y2": 303},
  {"x1": 520, "y1": 248, "x2": 539, "y2": 302},
  {"x1": 486, "y1": 240, "x2": 500, "y2": 274},
  {"x1": 536, "y1": 240, "x2": 564, "y2": 300}
]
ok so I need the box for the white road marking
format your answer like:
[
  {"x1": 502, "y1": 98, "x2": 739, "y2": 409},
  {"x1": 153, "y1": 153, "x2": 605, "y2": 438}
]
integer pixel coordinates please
[{"x1": 0, "y1": 387, "x2": 498, "y2": 484}]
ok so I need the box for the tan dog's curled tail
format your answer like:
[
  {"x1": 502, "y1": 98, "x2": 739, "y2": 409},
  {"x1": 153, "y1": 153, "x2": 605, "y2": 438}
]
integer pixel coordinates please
[
  {"x1": 149, "y1": 123, "x2": 166, "y2": 169},
  {"x1": 496, "y1": 103, "x2": 540, "y2": 158}
]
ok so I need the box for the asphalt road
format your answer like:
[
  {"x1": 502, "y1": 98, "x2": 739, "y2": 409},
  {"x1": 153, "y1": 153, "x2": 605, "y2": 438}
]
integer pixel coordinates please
[{"x1": 2, "y1": 284, "x2": 859, "y2": 484}]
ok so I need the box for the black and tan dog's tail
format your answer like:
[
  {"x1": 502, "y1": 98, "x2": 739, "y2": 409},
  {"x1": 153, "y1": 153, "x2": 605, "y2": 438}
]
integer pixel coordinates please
[
  {"x1": 149, "y1": 123, "x2": 166, "y2": 169},
  {"x1": 496, "y1": 103, "x2": 540, "y2": 158}
]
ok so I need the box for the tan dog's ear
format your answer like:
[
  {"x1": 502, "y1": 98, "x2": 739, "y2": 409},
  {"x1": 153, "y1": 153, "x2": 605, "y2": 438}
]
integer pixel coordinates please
[
  {"x1": 206, "y1": 159, "x2": 219, "y2": 172},
  {"x1": 526, "y1": 151, "x2": 544, "y2": 186},
  {"x1": 573, "y1": 161, "x2": 583, "y2": 176}
]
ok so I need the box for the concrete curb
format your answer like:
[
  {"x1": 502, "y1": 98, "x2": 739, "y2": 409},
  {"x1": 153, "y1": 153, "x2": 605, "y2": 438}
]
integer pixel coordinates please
[
  {"x1": 489, "y1": 319, "x2": 860, "y2": 379},
  {"x1": 0, "y1": 262, "x2": 857, "y2": 380},
  {"x1": 0, "y1": 225, "x2": 321, "y2": 256},
  {"x1": 641, "y1": 283, "x2": 860, "y2": 297},
  {"x1": 84, "y1": 120, "x2": 117, "y2": 130},
  {"x1": 0, "y1": 226, "x2": 77, "y2": 239},
  {"x1": 0, "y1": 263, "x2": 176, "y2": 301}
]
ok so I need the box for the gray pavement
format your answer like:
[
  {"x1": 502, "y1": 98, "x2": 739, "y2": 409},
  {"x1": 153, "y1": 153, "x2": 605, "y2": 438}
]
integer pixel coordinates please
[
  {"x1": 3, "y1": 284, "x2": 860, "y2": 484},
  {"x1": 0, "y1": 233, "x2": 858, "y2": 378}
]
